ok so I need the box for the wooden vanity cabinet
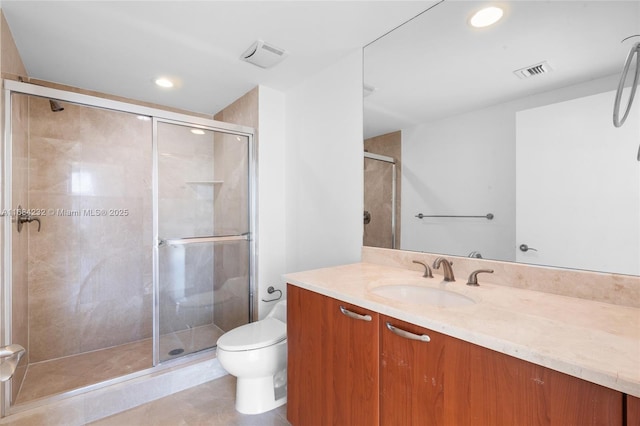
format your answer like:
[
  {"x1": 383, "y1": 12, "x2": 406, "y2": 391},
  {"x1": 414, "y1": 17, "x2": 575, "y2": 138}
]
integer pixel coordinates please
[
  {"x1": 627, "y1": 395, "x2": 640, "y2": 425},
  {"x1": 288, "y1": 286, "x2": 626, "y2": 426},
  {"x1": 287, "y1": 285, "x2": 379, "y2": 426},
  {"x1": 445, "y1": 336, "x2": 624, "y2": 425},
  {"x1": 380, "y1": 315, "x2": 446, "y2": 425}
]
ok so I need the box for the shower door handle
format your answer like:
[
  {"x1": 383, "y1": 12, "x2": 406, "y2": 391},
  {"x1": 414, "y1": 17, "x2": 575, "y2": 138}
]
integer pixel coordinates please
[{"x1": 0, "y1": 344, "x2": 25, "y2": 382}]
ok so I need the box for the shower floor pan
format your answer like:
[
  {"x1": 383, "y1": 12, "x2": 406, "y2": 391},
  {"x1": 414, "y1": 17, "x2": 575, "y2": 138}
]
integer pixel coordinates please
[{"x1": 15, "y1": 324, "x2": 224, "y2": 405}]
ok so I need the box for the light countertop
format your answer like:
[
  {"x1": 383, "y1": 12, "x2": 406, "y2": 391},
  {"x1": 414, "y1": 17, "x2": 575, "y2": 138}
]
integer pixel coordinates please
[{"x1": 284, "y1": 262, "x2": 640, "y2": 397}]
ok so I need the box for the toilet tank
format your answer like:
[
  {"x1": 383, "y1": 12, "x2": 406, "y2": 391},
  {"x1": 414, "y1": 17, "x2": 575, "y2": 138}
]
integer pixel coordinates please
[{"x1": 266, "y1": 300, "x2": 286, "y2": 323}]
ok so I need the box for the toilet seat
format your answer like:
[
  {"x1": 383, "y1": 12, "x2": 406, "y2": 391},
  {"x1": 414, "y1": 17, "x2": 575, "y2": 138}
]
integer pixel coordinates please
[{"x1": 217, "y1": 318, "x2": 286, "y2": 351}]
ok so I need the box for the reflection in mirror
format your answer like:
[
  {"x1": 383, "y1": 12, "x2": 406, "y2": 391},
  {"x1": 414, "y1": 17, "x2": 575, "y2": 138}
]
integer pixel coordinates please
[
  {"x1": 364, "y1": 136, "x2": 401, "y2": 249},
  {"x1": 363, "y1": 1, "x2": 640, "y2": 275}
]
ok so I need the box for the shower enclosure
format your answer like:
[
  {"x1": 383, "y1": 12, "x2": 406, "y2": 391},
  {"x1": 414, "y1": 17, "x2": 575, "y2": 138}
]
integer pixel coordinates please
[
  {"x1": 0, "y1": 80, "x2": 255, "y2": 413},
  {"x1": 363, "y1": 152, "x2": 397, "y2": 249}
]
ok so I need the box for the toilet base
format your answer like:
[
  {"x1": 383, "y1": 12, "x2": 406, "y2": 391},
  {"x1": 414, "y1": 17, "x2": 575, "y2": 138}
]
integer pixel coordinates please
[{"x1": 235, "y1": 373, "x2": 287, "y2": 415}]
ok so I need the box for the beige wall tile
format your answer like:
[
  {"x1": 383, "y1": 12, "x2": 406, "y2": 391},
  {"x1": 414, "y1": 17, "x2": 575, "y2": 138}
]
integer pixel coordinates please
[{"x1": 27, "y1": 97, "x2": 153, "y2": 362}]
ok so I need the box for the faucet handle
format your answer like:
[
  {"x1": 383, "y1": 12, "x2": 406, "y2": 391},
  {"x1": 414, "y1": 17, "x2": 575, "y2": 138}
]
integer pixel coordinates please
[
  {"x1": 466, "y1": 269, "x2": 494, "y2": 286},
  {"x1": 412, "y1": 260, "x2": 433, "y2": 278}
]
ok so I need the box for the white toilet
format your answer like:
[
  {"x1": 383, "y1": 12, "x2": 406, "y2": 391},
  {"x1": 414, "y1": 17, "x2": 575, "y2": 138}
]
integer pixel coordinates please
[{"x1": 216, "y1": 300, "x2": 287, "y2": 415}]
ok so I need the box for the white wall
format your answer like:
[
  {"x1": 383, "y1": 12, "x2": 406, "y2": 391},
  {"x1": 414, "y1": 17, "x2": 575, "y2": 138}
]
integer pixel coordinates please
[
  {"x1": 284, "y1": 50, "x2": 363, "y2": 274},
  {"x1": 257, "y1": 85, "x2": 287, "y2": 317},
  {"x1": 401, "y1": 105, "x2": 515, "y2": 261},
  {"x1": 400, "y1": 74, "x2": 621, "y2": 263},
  {"x1": 516, "y1": 90, "x2": 640, "y2": 275}
]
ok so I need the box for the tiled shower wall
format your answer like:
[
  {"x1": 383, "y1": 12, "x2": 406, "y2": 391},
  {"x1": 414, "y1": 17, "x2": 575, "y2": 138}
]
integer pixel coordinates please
[{"x1": 26, "y1": 97, "x2": 153, "y2": 362}]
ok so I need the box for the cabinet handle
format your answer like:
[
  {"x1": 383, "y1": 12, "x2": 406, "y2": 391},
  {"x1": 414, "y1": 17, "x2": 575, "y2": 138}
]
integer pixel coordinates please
[
  {"x1": 386, "y1": 322, "x2": 431, "y2": 342},
  {"x1": 339, "y1": 305, "x2": 372, "y2": 322}
]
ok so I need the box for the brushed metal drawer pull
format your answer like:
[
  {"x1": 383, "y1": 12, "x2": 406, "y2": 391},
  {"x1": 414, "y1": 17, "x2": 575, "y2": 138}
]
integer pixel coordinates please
[
  {"x1": 339, "y1": 305, "x2": 372, "y2": 322},
  {"x1": 386, "y1": 322, "x2": 431, "y2": 342}
]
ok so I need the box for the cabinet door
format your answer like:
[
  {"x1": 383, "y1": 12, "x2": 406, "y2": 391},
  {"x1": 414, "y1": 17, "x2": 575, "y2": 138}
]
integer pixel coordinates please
[
  {"x1": 287, "y1": 285, "x2": 329, "y2": 425},
  {"x1": 287, "y1": 285, "x2": 379, "y2": 426},
  {"x1": 627, "y1": 395, "x2": 640, "y2": 426},
  {"x1": 445, "y1": 337, "x2": 624, "y2": 425},
  {"x1": 380, "y1": 315, "x2": 445, "y2": 425},
  {"x1": 329, "y1": 296, "x2": 379, "y2": 425}
]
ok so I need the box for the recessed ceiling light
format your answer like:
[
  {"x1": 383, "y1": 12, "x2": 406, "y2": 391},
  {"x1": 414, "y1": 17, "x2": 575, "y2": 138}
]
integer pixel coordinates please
[
  {"x1": 154, "y1": 77, "x2": 174, "y2": 88},
  {"x1": 190, "y1": 129, "x2": 205, "y2": 135},
  {"x1": 469, "y1": 6, "x2": 504, "y2": 28}
]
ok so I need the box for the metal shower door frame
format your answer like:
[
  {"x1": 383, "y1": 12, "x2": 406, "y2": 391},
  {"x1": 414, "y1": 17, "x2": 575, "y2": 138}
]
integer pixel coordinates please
[
  {"x1": 0, "y1": 79, "x2": 257, "y2": 416},
  {"x1": 151, "y1": 116, "x2": 257, "y2": 365}
]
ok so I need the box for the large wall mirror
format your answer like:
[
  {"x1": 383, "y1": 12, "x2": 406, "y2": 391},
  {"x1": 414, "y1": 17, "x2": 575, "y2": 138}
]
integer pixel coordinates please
[{"x1": 363, "y1": 0, "x2": 640, "y2": 276}]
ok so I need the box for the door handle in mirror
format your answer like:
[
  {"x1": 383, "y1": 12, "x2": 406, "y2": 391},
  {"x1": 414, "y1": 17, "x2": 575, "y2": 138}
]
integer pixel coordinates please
[
  {"x1": 519, "y1": 244, "x2": 538, "y2": 252},
  {"x1": 363, "y1": 210, "x2": 371, "y2": 225}
]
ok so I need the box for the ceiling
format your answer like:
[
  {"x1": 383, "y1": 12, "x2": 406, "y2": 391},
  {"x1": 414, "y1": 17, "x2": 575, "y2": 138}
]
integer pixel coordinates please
[
  {"x1": 1, "y1": 1, "x2": 435, "y2": 116},
  {"x1": 364, "y1": 0, "x2": 640, "y2": 138}
]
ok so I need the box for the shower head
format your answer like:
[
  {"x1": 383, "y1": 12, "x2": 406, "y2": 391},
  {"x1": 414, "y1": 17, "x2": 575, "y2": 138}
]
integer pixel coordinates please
[{"x1": 49, "y1": 100, "x2": 64, "y2": 112}]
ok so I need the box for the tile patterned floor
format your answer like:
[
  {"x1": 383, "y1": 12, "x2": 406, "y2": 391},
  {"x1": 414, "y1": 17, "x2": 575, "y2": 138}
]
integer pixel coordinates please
[{"x1": 89, "y1": 375, "x2": 291, "y2": 426}]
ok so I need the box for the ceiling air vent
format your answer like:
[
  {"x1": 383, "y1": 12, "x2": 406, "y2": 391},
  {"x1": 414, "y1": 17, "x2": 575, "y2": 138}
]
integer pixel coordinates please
[
  {"x1": 241, "y1": 40, "x2": 289, "y2": 69},
  {"x1": 513, "y1": 61, "x2": 553, "y2": 79}
]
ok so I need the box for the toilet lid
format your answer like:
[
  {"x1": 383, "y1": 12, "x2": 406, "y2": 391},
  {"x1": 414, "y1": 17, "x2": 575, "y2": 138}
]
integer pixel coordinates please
[{"x1": 216, "y1": 318, "x2": 286, "y2": 351}]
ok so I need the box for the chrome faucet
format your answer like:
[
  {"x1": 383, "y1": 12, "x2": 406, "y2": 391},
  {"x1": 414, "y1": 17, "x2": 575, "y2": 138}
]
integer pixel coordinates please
[
  {"x1": 412, "y1": 260, "x2": 433, "y2": 278},
  {"x1": 432, "y1": 257, "x2": 455, "y2": 281}
]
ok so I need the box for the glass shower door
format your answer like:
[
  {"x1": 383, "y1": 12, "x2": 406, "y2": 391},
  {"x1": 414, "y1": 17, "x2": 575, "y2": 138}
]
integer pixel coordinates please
[
  {"x1": 155, "y1": 120, "x2": 252, "y2": 363},
  {"x1": 5, "y1": 92, "x2": 154, "y2": 406}
]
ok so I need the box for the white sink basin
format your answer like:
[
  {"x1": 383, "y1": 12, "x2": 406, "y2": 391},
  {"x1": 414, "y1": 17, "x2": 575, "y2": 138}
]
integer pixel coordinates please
[{"x1": 370, "y1": 285, "x2": 475, "y2": 307}]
